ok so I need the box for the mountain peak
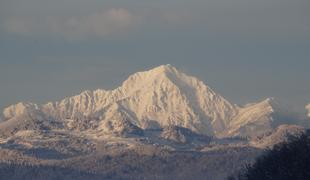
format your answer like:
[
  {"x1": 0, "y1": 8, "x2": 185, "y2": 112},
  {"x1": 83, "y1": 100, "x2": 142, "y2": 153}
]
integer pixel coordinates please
[
  {"x1": 262, "y1": 97, "x2": 278, "y2": 104},
  {"x1": 155, "y1": 64, "x2": 176, "y2": 73},
  {"x1": 3, "y1": 102, "x2": 39, "y2": 119},
  {"x1": 119, "y1": 64, "x2": 186, "y2": 93},
  {"x1": 266, "y1": 97, "x2": 275, "y2": 101},
  {"x1": 261, "y1": 97, "x2": 287, "y2": 108},
  {"x1": 263, "y1": 97, "x2": 300, "y2": 111},
  {"x1": 145, "y1": 64, "x2": 179, "y2": 78}
]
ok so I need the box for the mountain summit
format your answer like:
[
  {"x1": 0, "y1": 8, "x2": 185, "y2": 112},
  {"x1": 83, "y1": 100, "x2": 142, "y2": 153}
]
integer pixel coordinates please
[{"x1": 1, "y1": 64, "x2": 309, "y2": 137}]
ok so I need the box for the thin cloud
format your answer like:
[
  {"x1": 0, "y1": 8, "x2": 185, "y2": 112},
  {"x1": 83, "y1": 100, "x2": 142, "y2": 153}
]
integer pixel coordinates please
[
  {"x1": 161, "y1": 11, "x2": 196, "y2": 24},
  {"x1": 4, "y1": 18, "x2": 40, "y2": 36},
  {"x1": 5, "y1": 8, "x2": 144, "y2": 41},
  {"x1": 51, "y1": 8, "x2": 144, "y2": 40}
]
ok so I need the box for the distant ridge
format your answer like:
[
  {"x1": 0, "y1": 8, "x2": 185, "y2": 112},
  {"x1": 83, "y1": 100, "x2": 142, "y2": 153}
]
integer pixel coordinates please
[
  {"x1": 1, "y1": 64, "x2": 310, "y2": 137},
  {"x1": 218, "y1": 98, "x2": 305, "y2": 138}
]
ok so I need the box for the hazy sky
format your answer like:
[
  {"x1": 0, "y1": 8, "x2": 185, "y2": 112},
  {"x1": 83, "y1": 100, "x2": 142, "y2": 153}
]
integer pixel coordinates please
[{"x1": 1, "y1": 0, "x2": 310, "y2": 112}]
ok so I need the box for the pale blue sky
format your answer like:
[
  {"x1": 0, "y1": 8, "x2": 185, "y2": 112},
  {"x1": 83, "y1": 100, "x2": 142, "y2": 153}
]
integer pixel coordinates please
[{"x1": 1, "y1": 0, "x2": 310, "y2": 112}]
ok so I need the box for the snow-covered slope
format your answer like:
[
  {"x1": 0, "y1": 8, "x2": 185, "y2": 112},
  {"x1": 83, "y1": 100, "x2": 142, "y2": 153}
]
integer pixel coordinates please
[
  {"x1": 0, "y1": 109, "x2": 50, "y2": 130},
  {"x1": 3, "y1": 102, "x2": 40, "y2": 119},
  {"x1": 1, "y1": 65, "x2": 236, "y2": 137},
  {"x1": 251, "y1": 124, "x2": 306, "y2": 148},
  {"x1": 218, "y1": 98, "x2": 303, "y2": 138}
]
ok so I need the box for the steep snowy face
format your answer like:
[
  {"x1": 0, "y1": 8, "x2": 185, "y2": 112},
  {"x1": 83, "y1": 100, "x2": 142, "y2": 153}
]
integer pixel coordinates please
[
  {"x1": 218, "y1": 98, "x2": 303, "y2": 138},
  {"x1": 112, "y1": 64, "x2": 237, "y2": 136}
]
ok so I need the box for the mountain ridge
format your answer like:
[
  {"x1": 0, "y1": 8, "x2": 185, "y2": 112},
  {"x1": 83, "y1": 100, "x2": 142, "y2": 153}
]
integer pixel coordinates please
[
  {"x1": 1, "y1": 64, "x2": 309, "y2": 137},
  {"x1": 217, "y1": 97, "x2": 306, "y2": 138}
]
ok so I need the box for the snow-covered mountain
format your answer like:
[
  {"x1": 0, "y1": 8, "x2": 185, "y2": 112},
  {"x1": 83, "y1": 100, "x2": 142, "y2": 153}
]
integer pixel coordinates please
[
  {"x1": 1, "y1": 64, "x2": 309, "y2": 137},
  {"x1": 2, "y1": 65, "x2": 237, "y2": 137},
  {"x1": 218, "y1": 98, "x2": 305, "y2": 138}
]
